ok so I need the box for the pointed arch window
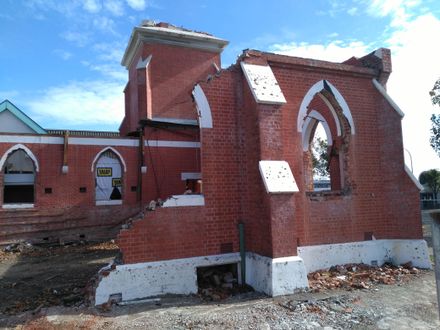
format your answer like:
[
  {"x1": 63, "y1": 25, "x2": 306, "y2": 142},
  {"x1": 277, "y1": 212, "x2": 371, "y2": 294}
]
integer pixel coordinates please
[
  {"x1": 2, "y1": 149, "x2": 36, "y2": 205},
  {"x1": 93, "y1": 148, "x2": 124, "y2": 205}
]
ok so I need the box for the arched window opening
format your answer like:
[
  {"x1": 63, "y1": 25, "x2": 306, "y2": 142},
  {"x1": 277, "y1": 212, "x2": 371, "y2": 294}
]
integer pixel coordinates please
[
  {"x1": 3, "y1": 149, "x2": 35, "y2": 204},
  {"x1": 95, "y1": 150, "x2": 123, "y2": 203},
  {"x1": 299, "y1": 80, "x2": 353, "y2": 194},
  {"x1": 310, "y1": 122, "x2": 330, "y2": 191}
]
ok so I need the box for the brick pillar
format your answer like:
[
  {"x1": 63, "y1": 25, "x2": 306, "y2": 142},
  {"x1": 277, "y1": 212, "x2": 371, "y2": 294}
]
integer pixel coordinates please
[{"x1": 258, "y1": 104, "x2": 297, "y2": 258}]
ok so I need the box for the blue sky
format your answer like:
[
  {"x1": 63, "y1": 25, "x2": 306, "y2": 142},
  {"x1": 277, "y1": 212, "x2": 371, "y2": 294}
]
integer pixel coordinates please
[{"x1": 1, "y1": 0, "x2": 440, "y2": 176}]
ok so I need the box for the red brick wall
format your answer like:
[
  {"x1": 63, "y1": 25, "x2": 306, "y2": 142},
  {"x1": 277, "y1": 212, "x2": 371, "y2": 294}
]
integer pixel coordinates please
[
  {"x1": 118, "y1": 206, "x2": 206, "y2": 264},
  {"x1": 0, "y1": 132, "x2": 202, "y2": 244},
  {"x1": 122, "y1": 43, "x2": 222, "y2": 134}
]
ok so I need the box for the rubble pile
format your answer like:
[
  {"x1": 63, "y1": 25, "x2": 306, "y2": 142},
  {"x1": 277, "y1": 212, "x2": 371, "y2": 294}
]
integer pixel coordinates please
[
  {"x1": 308, "y1": 262, "x2": 421, "y2": 292},
  {"x1": 197, "y1": 265, "x2": 252, "y2": 301}
]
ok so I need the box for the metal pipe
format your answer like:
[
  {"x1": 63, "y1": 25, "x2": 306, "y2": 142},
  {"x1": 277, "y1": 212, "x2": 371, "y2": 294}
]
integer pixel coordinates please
[
  {"x1": 431, "y1": 211, "x2": 440, "y2": 319},
  {"x1": 238, "y1": 222, "x2": 246, "y2": 285}
]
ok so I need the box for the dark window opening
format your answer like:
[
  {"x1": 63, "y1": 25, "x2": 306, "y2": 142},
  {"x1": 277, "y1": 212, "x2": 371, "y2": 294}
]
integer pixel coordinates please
[
  {"x1": 44, "y1": 187, "x2": 52, "y2": 194},
  {"x1": 79, "y1": 187, "x2": 87, "y2": 193},
  {"x1": 4, "y1": 185, "x2": 34, "y2": 203},
  {"x1": 3, "y1": 149, "x2": 35, "y2": 204}
]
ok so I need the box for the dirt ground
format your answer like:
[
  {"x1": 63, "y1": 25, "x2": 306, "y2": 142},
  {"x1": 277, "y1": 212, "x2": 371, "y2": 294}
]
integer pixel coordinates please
[
  {"x1": 0, "y1": 241, "x2": 118, "y2": 316},
  {"x1": 1, "y1": 269, "x2": 439, "y2": 329},
  {"x1": 0, "y1": 210, "x2": 438, "y2": 329}
]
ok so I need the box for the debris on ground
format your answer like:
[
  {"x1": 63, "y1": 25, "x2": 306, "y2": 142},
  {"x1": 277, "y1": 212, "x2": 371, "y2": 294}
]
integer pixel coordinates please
[
  {"x1": 0, "y1": 240, "x2": 119, "y2": 316},
  {"x1": 308, "y1": 262, "x2": 421, "y2": 292},
  {"x1": 197, "y1": 264, "x2": 253, "y2": 301}
]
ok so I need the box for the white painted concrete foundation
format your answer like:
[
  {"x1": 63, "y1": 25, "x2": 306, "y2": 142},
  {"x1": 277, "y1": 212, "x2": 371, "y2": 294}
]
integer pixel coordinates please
[
  {"x1": 95, "y1": 239, "x2": 430, "y2": 305},
  {"x1": 246, "y1": 253, "x2": 309, "y2": 296},
  {"x1": 95, "y1": 253, "x2": 240, "y2": 305},
  {"x1": 298, "y1": 239, "x2": 431, "y2": 272}
]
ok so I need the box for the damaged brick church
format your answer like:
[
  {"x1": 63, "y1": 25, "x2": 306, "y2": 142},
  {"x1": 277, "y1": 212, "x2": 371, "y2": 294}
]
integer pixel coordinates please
[{"x1": 0, "y1": 22, "x2": 430, "y2": 302}]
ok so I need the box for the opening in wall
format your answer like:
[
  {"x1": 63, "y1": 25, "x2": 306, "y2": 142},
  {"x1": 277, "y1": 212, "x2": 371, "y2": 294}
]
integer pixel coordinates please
[
  {"x1": 310, "y1": 122, "x2": 330, "y2": 191},
  {"x1": 3, "y1": 149, "x2": 35, "y2": 205}
]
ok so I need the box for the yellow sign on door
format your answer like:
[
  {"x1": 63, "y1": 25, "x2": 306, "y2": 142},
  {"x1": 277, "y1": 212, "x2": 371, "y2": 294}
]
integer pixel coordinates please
[{"x1": 97, "y1": 167, "x2": 112, "y2": 177}]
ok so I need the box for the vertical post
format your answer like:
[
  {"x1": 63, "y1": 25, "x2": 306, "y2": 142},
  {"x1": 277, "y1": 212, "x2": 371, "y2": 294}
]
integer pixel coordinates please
[
  {"x1": 238, "y1": 222, "x2": 246, "y2": 285},
  {"x1": 431, "y1": 211, "x2": 440, "y2": 319},
  {"x1": 62, "y1": 130, "x2": 69, "y2": 174},
  {"x1": 137, "y1": 128, "x2": 144, "y2": 202}
]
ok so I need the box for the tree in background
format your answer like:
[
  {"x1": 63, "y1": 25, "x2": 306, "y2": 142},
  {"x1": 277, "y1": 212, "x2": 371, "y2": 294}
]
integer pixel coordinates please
[
  {"x1": 419, "y1": 169, "x2": 440, "y2": 199},
  {"x1": 311, "y1": 136, "x2": 329, "y2": 179},
  {"x1": 429, "y1": 79, "x2": 440, "y2": 155}
]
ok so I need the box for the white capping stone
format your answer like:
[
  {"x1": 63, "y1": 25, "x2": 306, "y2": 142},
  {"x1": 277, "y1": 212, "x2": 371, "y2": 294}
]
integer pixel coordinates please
[
  {"x1": 259, "y1": 160, "x2": 299, "y2": 193},
  {"x1": 240, "y1": 62, "x2": 286, "y2": 105}
]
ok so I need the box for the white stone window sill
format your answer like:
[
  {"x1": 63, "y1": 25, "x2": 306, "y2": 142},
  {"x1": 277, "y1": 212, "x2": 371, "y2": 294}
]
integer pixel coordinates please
[
  {"x1": 2, "y1": 203, "x2": 34, "y2": 209},
  {"x1": 162, "y1": 194, "x2": 205, "y2": 208},
  {"x1": 96, "y1": 200, "x2": 123, "y2": 206}
]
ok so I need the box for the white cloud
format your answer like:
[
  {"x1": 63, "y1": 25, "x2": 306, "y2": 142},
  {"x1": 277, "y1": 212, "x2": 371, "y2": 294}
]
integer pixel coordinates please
[
  {"x1": 26, "y1": 80, "x2": 124, "y2": 129},
  {"x1": 93, "y1": 42, "x2": 125, "y2": 62},
  {"x1": 82, "y1": 61, "x2": 126, "y2": 81},
  {"x1": 83, "y1": 0, "x2": 102, "y2": 13},
  {"x1": 347, "y1": 7, "x2": 358, "y2": 15},
  {"x1": 366, "y1": 0, "x2": 423, "y2": 27},
  {"x1": 385, "y1": 13, "x2": 440, "y2": 175},
  {"x1": 53, "y1": 49, "x2": 73, "y2": 60},
  {"x1": 268, "y1": 9, "x2": 440, "y2": 176},
  {"x1": 270, "y1": 40, "x2": 371, "y2": 62},
  {"x1": 0, "y1": 90, "x2": 20, "y2": 101},
  {"x1": 93, "y1": 17, "x2": 118, "y2": 35},
  {"x1": 104, "y1": 0, "x2": 125, "y2": 16},
  {"x1": 126, "y1": 0, "x2": 147, "y2": 11},
  {"x1": 62, "y1": 31, "x2": 90, "y2": 47}
]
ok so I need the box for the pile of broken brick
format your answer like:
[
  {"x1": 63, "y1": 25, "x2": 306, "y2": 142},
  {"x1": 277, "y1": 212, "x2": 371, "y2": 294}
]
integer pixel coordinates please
[{"x1": 308, "y1": 262, "x2": 422, "y2": 292}]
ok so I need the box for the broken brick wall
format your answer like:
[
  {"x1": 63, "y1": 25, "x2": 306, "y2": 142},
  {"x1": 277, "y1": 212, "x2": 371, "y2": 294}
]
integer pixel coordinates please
[
  {"x1": 0, "y1": 140, "x2": 141, "y2": 244},
  {"x1": 118, "y1": 206, "x2": 207, "y2": 264}
]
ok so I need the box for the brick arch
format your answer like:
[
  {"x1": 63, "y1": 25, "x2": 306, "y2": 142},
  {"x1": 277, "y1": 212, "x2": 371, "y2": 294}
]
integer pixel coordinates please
[
  {"x1": 297, "y1": 80, "x2": 355, "y2": 136},
  {"x1": 0, "y1": 144, "x2": 39, "y2": 172}
]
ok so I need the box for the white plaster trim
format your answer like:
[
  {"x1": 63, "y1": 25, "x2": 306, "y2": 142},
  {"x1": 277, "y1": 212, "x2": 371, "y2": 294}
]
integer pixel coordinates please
[
  {"x1": 405, "y1": 165, "x2": 423, "y2": 190},
  {"x1": 246, "y1": 252, "x2": 309, "y2": 296},
  {"x1": 90, "y1": 147, "x2": 127, "y2": 173},
  {"x1": 152, "y1": 117, "x2": 198, "y2": 126},
  {"x1": 0, "y1": 144, "x2": 39, "y2": 172},
  {"x1": 121, "y1": 26, "x2": 228, "y2": 69},
  {"x1": 192, "y1": 85, "x2": 213, "y2": 128},
  {"x1": 2, "y1": 203, "x2": 34, "y2": 209},
  {"x1": 69, "y1": 137, "x2": 139, "y2": 147},
  {"x1": 136, "y1": 54, "x2": 152, "y2": 69},
  {"x1": 96, "y1": 200, "x2": 123, "y2": 206},
  {"x1": 0, "y1": 135, "x2": 202, "y2": 150},
  {"x1": 297, "y1": 80, "x2": 355, "y2": 134},
  {"x1": 259, "y1": 160, "x2": 299, "y2": 193},
  {"x1": 145, "y1": 140, "x2": 201, "y2": 148},
  {"x1": 317, "y1": 94, "x2": 342, "y2": 136},
  {"x1": 162, "y1": 194, "x2": 205, "y2": 207},
  {"x1": 95, "y1": 253, "x2": 240, "y2": 305},
  {"x1": 372, "y1": 78, "x2": 405, "y2": 118},
  {"x1": 302, "y1": 110, "x2": 333, "y2": 151},
  {"x1": 181, "y1": 172, "x2": 202, "y2": 180},
  {"x1": 240, "y1": 62, "x2": 287, "y2": 105},
  {"x1": 298, "y1": 239, "x2": 431, "y2": 273},
  {"x1": 325, "y1": 80, "x2": 355, "y2": 134}
]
